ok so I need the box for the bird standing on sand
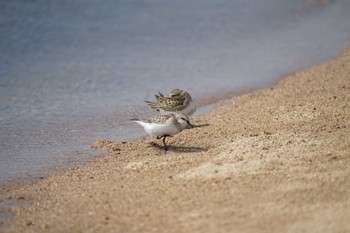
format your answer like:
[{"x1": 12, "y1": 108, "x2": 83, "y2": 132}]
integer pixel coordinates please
[
  {"x1": 131, "y1": 112, "x2": 193, "y2": 151},
  {"x1": 145, "y1": 88, "x2": 197, "y2": 116}
]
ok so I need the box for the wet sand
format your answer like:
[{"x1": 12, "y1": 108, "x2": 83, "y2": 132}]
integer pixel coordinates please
[{"x1": 1, "y1": 48, "x2": 350, "y2": 233}]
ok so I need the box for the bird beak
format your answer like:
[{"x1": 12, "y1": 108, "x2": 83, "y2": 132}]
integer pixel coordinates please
[{"x1": 186, "y1": 122, "x2": 194, "y2": 129}]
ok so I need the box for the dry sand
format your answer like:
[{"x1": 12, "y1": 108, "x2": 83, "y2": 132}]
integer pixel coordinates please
[{"x1": 1, "y1": 48, "x2": 350, "y2": 233}]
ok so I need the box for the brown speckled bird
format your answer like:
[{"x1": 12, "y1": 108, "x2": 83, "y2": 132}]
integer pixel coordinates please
[{"x1": 145, "y1": 89, "x2": 197, "y2": 116}]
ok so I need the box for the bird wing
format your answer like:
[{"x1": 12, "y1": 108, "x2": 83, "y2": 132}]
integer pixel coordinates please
[
  {"x1": 154, "y1": 96, "x2": 188, "y2": 111},
  {"x1": 144, "y1": 114, "x2": 173, "y2": 124}
]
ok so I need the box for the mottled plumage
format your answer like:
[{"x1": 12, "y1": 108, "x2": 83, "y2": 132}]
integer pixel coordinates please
[{"x1": 145, "y1": 89, "x2": 197, "y2": 116}]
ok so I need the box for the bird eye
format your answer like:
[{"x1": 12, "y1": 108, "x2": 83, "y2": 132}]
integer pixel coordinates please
[
  {"x1": 182, "y1": 118, "x2": 190, "y2": 124},
  {"x1": 181, "y1": 117, "x2": 189, "y2": 122}
]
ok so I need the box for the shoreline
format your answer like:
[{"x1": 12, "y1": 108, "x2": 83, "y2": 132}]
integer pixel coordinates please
[
  {"x1": 0, "y1": 83, "x2": 264, "y2": 188},
  {"x1": 0, "y1": 89, "x2": 249, "y2": 189},
  {"x1": 1, "y1": 47, "x2": 350, "y2": 232}
]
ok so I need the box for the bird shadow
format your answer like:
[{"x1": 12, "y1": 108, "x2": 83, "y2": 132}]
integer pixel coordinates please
[{"x1": 148, "y1": 142, "x2": 207, "y2": 153}]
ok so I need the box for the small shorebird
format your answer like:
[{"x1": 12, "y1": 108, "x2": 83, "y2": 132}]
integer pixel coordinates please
[
  {"x1": 145, "y1": 88, "x2": 197, "y2": 116},
  {"x1": 131, "y1": 113, "x2": 193, "y2": 151}
]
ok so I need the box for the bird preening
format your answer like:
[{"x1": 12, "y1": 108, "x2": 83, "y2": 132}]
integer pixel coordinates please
[
  {"x1": 145, "y1": 88, "x2": 197, "y2": 116},
  {"x1": 131, "y1": 88, "x2": 197, "y2": 151}
]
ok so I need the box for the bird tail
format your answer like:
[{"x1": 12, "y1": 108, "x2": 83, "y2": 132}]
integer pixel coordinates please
[
  {"x1": 130, "y1": 118, "x2": 140, "y2": 122},
  {"x1": 145, "y1": 100, "x2": 159, "y2": 109}
]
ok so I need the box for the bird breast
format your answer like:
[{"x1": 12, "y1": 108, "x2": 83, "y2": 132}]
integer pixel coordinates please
[{"x1": 144, "y1": 119, "x2": 182, "y2": 137}]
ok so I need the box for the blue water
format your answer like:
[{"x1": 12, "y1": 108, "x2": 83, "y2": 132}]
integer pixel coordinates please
[{"x1": 1, "y1": 0, "x2": 350, "y2": 186}]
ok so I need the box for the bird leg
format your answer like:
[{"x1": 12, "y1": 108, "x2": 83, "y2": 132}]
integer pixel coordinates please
[
  {"x1": 157, "y1": 135, "x2": 171, "y2": 151},
  {"x1": 162, "y1": 136, "x2": 168, "y2": 151}
]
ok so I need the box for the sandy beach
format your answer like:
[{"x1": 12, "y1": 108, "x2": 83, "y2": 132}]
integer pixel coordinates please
[{"x1": 1, "y1": 47, "x2": 350, "y2": 232}]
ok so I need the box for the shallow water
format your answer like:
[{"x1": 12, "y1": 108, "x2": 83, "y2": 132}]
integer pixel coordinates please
[{"x1": 1, "y1": 0, "x2": 350, "y2": 186}]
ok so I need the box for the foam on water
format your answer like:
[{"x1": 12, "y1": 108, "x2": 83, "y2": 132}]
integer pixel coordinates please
[{"x1": 1, "y1": 0, "x2": 350, "y2": 186}]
